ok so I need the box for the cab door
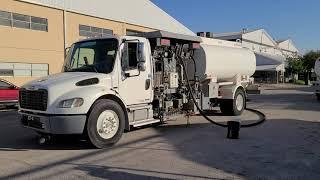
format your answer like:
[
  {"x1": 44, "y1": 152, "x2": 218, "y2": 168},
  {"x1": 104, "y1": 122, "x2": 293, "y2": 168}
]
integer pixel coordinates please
[{"x1": 118, "y1": 39, "x2": 153, "y2": 106}]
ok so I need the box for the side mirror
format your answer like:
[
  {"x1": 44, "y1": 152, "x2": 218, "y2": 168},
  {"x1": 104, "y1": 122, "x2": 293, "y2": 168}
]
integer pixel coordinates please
[
  {"x1": 137, "y1": 42, "x2": 145, "y2": 63},
  {"x1": 137, "y1": 42, "x2": 146, "y2": 72}
]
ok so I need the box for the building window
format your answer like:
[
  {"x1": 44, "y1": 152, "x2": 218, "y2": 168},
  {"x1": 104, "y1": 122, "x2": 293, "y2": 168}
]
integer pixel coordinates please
[
  {"x1": 0, "y1": 10, "x2": 12, "y2": 27},
  {"x1": 12, "y1": 13, "x2": 30, "y2": 29},
  {"x1": 31, "y1": 16, "x2": 48, "y2": 31},
  {"x1": 126, "y1": 29, "x2": 142, "y2": 36},
  {"x1": 0, "y1": 10, "x2": 48, "y2": 32},
  {"x1": 0, "y1": 69, "x2": 14, "y2": 76},
  {"x1": 31, "y1": 64, "x2": 49, "y2": 76},
  {"x1": 0, "y1": 63, "x2": 49, "y2": 77},
  {"x1": 79, "y1": 25, "x2": 113, "y2": 38}
]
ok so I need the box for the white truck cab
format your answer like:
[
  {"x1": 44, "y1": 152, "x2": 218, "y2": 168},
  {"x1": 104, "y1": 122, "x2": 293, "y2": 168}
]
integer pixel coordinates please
[{"x1": 19, "y1": 31, "x2": 256, "y2": 148}]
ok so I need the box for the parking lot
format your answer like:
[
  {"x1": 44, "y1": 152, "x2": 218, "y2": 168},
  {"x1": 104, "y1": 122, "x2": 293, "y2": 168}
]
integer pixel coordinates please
[{"x1": 0, "y1": 85, "x2": 319, "y2": 180}]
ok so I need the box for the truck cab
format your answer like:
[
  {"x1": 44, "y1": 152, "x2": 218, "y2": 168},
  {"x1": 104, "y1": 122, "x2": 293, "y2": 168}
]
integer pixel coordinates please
[{"x1": 20, "y1": 35, "x2": 156, "y2": 148}]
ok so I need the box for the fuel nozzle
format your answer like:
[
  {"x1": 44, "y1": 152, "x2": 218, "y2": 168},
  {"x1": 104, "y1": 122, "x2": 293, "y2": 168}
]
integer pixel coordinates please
[
  {"x1": 227, "y1": 121, "x2": 241, "y2": 139},
  {"x1": 226, "y1": 115, "x2": 241, "y2": 139}
]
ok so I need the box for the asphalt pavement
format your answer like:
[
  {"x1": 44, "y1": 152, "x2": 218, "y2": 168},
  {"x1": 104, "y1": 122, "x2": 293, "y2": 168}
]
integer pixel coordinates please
[{"x1": 0, "y1": 85, "x2": 319, "y2": 180}]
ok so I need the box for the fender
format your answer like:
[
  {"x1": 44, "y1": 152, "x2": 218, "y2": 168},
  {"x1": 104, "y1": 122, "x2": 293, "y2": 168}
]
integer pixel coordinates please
[
  {"x1": 219, "y1": 84, "x2": 246, "y2": 100},
  {"x1": 88, "y1": 91, "x2": 130, "y2": 131}
]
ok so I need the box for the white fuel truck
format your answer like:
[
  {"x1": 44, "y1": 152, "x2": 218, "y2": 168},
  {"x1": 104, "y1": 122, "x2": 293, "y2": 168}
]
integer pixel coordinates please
[
  {"x1": 19, "y1": 31, "x2": 256, "y2": 148},
  {"x1": 315, "y1": 58, "x2": 320, "y2": 101}
]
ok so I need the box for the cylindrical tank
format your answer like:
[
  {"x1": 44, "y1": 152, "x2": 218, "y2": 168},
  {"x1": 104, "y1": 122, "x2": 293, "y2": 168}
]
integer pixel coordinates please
[
  {"x1": 191, "y1": 39, "x2": 256, "y2": 82},
  {"x1": 315, "y1": 58, "x2": 320, "y2": 79}
]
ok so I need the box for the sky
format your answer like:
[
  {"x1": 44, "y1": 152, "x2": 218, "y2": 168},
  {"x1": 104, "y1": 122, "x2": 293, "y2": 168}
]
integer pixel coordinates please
[{"x1": 152, "y1": 0, "x2": 319, "y2": 52}]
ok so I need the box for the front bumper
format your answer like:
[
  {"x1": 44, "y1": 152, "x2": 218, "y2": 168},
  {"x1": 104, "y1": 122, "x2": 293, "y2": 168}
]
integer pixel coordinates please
[{"x1": 20, "y1": 112, "x2": 87, "y2": 135}]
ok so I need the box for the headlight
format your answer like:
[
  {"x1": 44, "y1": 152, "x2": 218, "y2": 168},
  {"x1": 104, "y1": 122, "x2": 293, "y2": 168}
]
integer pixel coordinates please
[{"x1": 58, "y1": 98, "x2": 84, "y2": 108}]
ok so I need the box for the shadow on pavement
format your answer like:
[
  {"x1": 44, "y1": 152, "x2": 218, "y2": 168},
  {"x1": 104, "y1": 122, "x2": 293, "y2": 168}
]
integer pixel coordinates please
[
  {"x1": 154, "y1": 118, "x2": 320, "y2": 179},
  {"x1": 74, "y1": 165, "x2": 219, "y2": 180},
  {"x1": 76, "y1": 165, "x2": 167, "y2": 180},
  {"x1": 1, "y1": 118, "x2": 320, "y2": 179},
  {"x1": 0, "y1": 135, "x2": 94, "y2": 151},
  {"x1": 1, "y1": 86, "x2": 319, "y2": 179},
  {"x1": 0, "y1": 112, "x2": 94, "y2": 151}
]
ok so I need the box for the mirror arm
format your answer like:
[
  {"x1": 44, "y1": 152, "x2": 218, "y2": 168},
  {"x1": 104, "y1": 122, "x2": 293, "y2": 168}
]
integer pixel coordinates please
[{"x1": 65, "y1": 47, "x2": 71, "y2": 58}]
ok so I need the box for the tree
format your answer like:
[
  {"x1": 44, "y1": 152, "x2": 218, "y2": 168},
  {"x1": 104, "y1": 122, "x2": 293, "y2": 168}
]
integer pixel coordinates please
[
  {"x1": 286, "y1": 56, "x2": 304, "y2": 74},
  {"x1": 286, "y1": 56, "x2": 304, "y2": 82},
  {"x1": 302, "y1": 50, "x2": 320, "y2": 72},
  {"x1": 301, "y1": 50, "x2": 320, "y2": 85}
]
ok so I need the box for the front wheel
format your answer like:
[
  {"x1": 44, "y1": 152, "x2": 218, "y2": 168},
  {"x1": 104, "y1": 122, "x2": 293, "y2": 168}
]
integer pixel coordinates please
[
  {"x1": 220, "y1": 88, "x2": 246, "y2": 116},
  {"x1": 87, "y1": 99, "x2": 125, "y2": 149}
]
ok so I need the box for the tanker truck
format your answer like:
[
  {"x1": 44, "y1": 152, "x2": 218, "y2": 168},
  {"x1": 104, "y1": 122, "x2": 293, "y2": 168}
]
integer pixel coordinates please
[
  {"x1": 18, "y1": 31, "x2": 256, "y2": 148},
  {"x1": 315, "y1": 58, "x2": 320, "y2": 101}
]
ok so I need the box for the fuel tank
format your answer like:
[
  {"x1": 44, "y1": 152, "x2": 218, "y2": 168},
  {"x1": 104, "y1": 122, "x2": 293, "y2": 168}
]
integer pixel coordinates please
[{"x1": 191, "y1": 37, "x2": 256, "y2": 82}]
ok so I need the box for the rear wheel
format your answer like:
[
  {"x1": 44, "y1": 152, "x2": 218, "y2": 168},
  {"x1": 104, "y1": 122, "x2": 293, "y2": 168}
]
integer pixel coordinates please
[
  {"x1": 87, "y1": 99, "x2": 125, "y2": 148},
  {"x1": 220, "y1": 88, "x2": 246, "y2": 116}
]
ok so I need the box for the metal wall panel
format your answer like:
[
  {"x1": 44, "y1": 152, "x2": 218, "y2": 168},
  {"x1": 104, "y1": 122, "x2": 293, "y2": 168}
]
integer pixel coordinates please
[{"x1": 19, "y1": 0, "x2": 194, "y2": 35}]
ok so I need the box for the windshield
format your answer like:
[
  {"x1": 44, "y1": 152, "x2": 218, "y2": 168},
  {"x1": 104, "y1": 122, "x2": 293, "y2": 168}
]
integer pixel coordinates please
[{"x1": 64, "y1": 39, "x2": 118, "y2": 73}]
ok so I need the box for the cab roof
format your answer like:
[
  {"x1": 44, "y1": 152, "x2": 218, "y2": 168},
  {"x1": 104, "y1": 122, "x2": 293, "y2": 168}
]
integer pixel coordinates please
[{"x1": 77, "y1": 31, "x2": 202, "y2": 44}]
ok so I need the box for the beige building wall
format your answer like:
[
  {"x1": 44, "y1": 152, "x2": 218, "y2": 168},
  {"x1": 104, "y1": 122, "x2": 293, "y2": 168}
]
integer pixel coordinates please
[
  {"x1": 124, "y1": 23, "x2": 155, "y2": 35},
  {"x1": 0, "y1": 0, "x2": 64, "y2": 86},
  {"x1": 66, "y1": 12, "x2": 154, "y2": 47},
  {"x1": 0, "y1": 0, "x2": 155, "y2": 86},
  {"x1": 65, "y1": 12, "x2": 123, "y2": 47}
]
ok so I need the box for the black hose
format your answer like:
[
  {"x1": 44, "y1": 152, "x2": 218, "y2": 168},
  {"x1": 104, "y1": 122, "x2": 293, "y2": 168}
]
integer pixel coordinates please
[
  {"x1": 240, "y1": 108, "x2": 266, "y2": 128},
  {"x1": 178, "y1": 55, "x2": 266, "y2": 128}
]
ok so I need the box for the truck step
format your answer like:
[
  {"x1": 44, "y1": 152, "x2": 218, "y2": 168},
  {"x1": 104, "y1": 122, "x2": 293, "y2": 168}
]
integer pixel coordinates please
[{"x1": 131, "y1": 119, "x2": 160, "y2": 127}]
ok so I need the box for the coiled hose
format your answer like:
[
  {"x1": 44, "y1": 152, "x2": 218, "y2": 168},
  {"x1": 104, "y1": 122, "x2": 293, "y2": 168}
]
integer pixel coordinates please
[{"x1": 178, "y1": 55, "x2": 266, "y2": 128}]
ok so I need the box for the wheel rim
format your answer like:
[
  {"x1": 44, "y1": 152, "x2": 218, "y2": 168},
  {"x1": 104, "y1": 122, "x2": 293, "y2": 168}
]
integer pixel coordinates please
[
  {"x1": 236, "y1": 94, "x2": 244, "y2": 111},
  {"x1": 96, "y1": 110, "x2": 120, "y2": 140}
]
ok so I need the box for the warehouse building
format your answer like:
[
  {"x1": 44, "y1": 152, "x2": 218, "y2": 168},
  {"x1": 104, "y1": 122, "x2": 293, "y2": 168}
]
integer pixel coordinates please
[
  {"x1": 199, "y1": 29, "x2": 300, "y2": 83},
  {"x1": 0, "y1": 0, "x2": 194, "y2": 86},
  {"x1": 276, "y1": 39, "x2": 300, "y2": 58}
]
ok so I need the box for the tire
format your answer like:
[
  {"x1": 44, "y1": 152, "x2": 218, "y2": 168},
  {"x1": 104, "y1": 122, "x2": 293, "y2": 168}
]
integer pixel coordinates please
[
  {"x1": 317, "y1": 94, "x2": 320, "y2": 101},
  {"x1": 220, "y1": 89, "x2": 246, "y2": 116},
  {"x1": 87, "y1": 99, "x2": 125, "y2": 149}
]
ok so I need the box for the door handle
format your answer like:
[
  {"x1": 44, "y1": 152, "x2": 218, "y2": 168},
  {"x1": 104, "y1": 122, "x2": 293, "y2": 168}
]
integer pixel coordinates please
[{"x1": 145, "y1": 79, "x2": 151, "y2": 90}]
